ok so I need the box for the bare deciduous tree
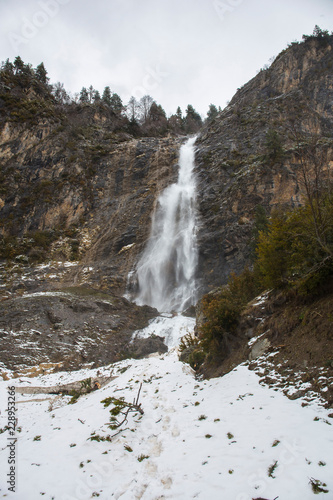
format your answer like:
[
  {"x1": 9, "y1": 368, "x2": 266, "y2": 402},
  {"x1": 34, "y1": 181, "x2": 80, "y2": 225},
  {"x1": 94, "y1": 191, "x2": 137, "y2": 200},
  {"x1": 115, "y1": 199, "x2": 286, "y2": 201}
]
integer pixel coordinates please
[
  {"x1": 139, "y1": 94, "x2": 154, "y2": 123},
  {"x1": 288, "y1": 121, "x2": 333, "y2": 260},
  {"x1": 126, "y1": 96, "x2": 140, "y2": 122}
]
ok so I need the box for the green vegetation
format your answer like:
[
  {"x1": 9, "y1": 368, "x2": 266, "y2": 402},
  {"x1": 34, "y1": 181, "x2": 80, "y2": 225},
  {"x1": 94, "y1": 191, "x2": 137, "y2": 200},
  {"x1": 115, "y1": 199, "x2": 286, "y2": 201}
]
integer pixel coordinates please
[
  {"x1": 206, "y1": 104, "x2": 220, "y2": 122},
  {"x1": 179, "y1": 333, "x2": 199, "y2": 352},
  {"x1": 68, "y1": 378, "x2": 93, "y2": 404},
  {"x1": 196, "y1": 267, "x2": 261, "y2": 366},
  {"x1": 264, "y1": 129, "x2": 284, "y2": 163},
  {"x1": 309, "y1": 477, "x2": 329, "y2": 494},
  {"x1": 0, "y1": 57, "x2": 210, "y2": 136},
  {"x1": 88, "y1": 433, "x2": 111, "y2": 442},
  {"x1": 251, "y1": 205, "x2": 269, "y2": 255},
  {"x1": 0, "y1": 57, "x2": 56, "y2": 125},
  {"x1": 101, "y1": 385, "x2": 143, "y2": 433},
  {"x1": 302, "y1": 25, "x2": 332, "y2": 47},
  {"x1": 256, "y1": 194, "x2": 333, "y2": 293},
  {"x1": 195, "y1": 177, "x2": 333, "y2": 368},
  {"x1": 0, "y1": 226, "x2": 80, "y2": 263}
]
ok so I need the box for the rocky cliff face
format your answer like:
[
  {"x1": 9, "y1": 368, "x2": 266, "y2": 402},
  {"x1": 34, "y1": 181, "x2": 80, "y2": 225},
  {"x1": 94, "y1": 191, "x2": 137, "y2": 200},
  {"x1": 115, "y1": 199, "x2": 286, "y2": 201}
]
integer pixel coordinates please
[
  {"x1": 0, "y1": 104, "x2": 183, "y2": 372},
  {"x1": 2, "y1": 37, "x2": 333, "y2": 298},
  {"x1": 194, "y1": 36, "x2": 333, "y2": 293},
  {"x1": 0, "y1": 107, "x2": 183, "y2": 293},
  {"x1": 1, "y1": 35, "x2": 333, "y2": 375},
  {"x1": 81, "y1": 135, "x2": 183, "y2": 292}
]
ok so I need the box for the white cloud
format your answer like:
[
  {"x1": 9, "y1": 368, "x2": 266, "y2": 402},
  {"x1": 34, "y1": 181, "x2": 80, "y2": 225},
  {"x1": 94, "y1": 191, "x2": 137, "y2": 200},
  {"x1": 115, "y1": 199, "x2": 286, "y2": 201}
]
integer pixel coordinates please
[{"x1": 1, "y1": 0, "x2": 332, "y2": 115}]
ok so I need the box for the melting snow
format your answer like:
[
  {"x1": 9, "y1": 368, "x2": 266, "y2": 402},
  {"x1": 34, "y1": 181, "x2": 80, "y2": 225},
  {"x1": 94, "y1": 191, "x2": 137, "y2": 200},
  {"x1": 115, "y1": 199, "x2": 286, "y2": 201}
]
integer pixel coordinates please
[
  {"x1": 0, "y1": 316, "x2": 332, "y2": 499},
  {"x1": 133, "y1": 314, "x2": 195, "y2": 349}
]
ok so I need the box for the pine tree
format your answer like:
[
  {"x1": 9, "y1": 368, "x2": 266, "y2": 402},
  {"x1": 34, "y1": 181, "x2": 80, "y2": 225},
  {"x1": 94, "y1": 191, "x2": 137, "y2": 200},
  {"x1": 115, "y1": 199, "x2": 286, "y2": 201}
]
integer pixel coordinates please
[
  {"x1": 93, "y1": 90, "x2": 101, "y2": 102},
  {"x1": 149, "y1": 102, "x2": 166, "y2": 121},
  {"x1": 110, "y1": 93, "x2": 123, "y2": 114},
  {"x1": 79, "y1": 87, "x2": 89, "y2": 103},
  {"x1": 2, "y1": 58, "x2": 14, "y2": 74},
  {"x1": 185, "y1": 104, "x2": 203, "y2": 133},
  {"x1": 102, "y1": 86, "x2": 112, "y2": 106},
  {"x1": 264, "y1": 129, "x2": 284, "y2": 162},
  {"x1": 13, "y1": 56, "x2": 24, "y2": 74},
  {"x1": 35, "y1": 62, "x2": 48, "y2": 84},
  {"x1": 207, "y1": 104, "x2": 218, "y2": 121},
  {"x1": 186, "y1": 104, "x2": 202, "y2": 123},
  {"x1": 52, "y1": 82, "x2": 70, "y2": 104}
]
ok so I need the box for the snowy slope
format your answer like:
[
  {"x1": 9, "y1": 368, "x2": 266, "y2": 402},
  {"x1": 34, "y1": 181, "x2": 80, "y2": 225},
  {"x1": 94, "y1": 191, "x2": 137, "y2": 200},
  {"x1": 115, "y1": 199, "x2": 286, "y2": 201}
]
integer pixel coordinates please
[{"x1": 1, "y1": 316, "x2": 333, "y2": 500}]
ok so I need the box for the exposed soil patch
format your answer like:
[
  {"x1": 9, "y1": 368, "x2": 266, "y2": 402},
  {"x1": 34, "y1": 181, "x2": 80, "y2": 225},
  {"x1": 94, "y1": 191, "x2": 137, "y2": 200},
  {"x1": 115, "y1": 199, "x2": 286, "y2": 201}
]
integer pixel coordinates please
[{"x1": 200, "y1": 286, "x2": 333, "y2": 408}]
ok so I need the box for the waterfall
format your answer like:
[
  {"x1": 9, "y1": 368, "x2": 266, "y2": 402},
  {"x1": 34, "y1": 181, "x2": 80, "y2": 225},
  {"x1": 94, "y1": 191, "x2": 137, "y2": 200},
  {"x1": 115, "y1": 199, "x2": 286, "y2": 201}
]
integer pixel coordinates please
[{"x1": 133, "y1": 136, "x2": 198, "y2": 313}]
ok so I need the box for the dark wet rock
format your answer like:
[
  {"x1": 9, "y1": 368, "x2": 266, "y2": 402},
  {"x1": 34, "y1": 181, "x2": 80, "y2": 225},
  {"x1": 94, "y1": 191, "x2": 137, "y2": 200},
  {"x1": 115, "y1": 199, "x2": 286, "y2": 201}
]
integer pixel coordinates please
[
  {"x1": 129, "y1": 335, "x2": 168, "y2": 359},
  {"x1": 285, "y1": 389, "x2": 308, "y2": 400},
  {"x1": 182, "y1": 305, "x2": 196, "y2": 318}
]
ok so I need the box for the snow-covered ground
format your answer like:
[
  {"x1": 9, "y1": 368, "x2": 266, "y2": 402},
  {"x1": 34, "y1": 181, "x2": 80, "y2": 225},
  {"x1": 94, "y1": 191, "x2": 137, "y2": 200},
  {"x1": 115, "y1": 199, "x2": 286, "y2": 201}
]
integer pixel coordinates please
[
  {"x1": 1, "y1": 316, "x2": 333, "y2": 500},
  {"x1": 132, "y1": 314, "x2": 195, "y2": 349}
]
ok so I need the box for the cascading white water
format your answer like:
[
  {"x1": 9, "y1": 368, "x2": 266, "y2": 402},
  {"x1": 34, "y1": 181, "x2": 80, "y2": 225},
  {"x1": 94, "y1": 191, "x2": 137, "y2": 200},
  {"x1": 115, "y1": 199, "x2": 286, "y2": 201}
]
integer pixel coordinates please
[{"x1": 134, "y1": 136, "x2": 198, "y2": 313}]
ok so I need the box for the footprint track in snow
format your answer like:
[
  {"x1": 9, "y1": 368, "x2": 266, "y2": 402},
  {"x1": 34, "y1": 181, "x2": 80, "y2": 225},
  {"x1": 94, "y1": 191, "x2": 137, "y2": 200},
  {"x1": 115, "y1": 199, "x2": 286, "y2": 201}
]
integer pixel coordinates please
[{"x1": 147, "y1": 435, "x2": 163, "y2": 457}]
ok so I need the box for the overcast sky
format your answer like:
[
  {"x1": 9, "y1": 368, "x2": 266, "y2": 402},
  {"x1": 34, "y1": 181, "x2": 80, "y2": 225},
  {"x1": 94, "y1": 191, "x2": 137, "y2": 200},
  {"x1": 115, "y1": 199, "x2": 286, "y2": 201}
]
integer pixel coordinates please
[{"x1": 0, "y1": 0, "x2": 332, "y2": 117}]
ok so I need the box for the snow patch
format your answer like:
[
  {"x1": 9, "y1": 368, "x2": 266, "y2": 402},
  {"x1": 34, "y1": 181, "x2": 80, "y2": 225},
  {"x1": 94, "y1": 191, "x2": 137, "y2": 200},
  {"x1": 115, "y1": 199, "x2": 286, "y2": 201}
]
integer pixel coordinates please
[
  {"x1": 0, "y1": 316, "x2": 332, "y2": 499},
  {"x1": 132, "y1": 314, "x2": 195, "y2": 348}
]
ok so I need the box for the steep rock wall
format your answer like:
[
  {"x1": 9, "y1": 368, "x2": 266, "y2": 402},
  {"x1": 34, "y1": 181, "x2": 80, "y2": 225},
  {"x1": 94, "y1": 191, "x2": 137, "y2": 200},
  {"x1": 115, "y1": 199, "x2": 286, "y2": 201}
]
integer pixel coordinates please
[
  {"x1": 0, "y1": 113, "x2": 183, "y2": 293},
  {"x1": 194, "y1": 37, "x2": 333, "y2": 294},
  {"x1": 1, "y1": 37, "x2": 333, "y2": 300}
]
